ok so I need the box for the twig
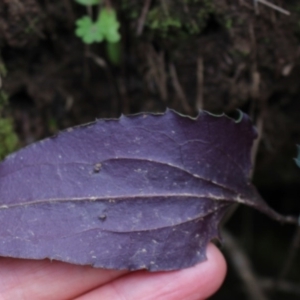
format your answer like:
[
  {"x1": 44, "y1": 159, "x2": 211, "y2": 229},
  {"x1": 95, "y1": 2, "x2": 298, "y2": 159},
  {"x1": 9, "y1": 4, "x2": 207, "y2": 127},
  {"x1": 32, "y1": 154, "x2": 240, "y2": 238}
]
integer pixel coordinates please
[
  {"x1": 251, "y1": 70, "x2": 260, "y2": 100},
  {"x1": 169, "y1": 63, "x2": 192, "y2": 114},
  {"x1": 87, "y1": 5, "x2": 92, "y2": 18},
  {"x1": 250, "y1": 115, "x2": 263, "y2": 177},
  {"x1": 146, "y1": 47, "x2": 168, "y2": 102},
  {"x1": 233, "y1": 63, "x2": 246, "y2": 82},
  {"x1": 253, "y1": 0, "x2": 259, "y2": 14},
  {"x1": 160, "y1": 0, "x2": 169, "y2": 16},
  {"x1": 83, "y1": 45, "x2": 91, "y2": 85},
  {"x1": 117, "y1": 77, "x2": 130, "y2": 115},
  {"x1": 278, "y1": 226, "x2": 300, "y2": 279},
  {"x1": 196, "y1": 57, "x2": 204, "y2": 110},
  {"x1": 85, "y1": 51, "x2": 107, "y2": 68},
  {"x1": 260, "y1": 278, "x2": 300, "y2": 296},
  {"x1": 222, "y1": 230, "x2": 269, "y2": 300},
  {"x1": 86, "y1": 51, "x2": 121, "y2": 116},
  {"x1": 257, "y1": 0, "x2": 290, "y2": 15},
  {"x1": 181, "y1": 1, "x2": 198, "y2": 35},
  {"x1": 136, "y1": 0, "x2": 152, "y2": 36},
  {"x1": 240, "y1": 0, "x2": 254, "y2": 10},
  {"x1": 220, "y1": 203, "x2": 239, "y2": 226}
]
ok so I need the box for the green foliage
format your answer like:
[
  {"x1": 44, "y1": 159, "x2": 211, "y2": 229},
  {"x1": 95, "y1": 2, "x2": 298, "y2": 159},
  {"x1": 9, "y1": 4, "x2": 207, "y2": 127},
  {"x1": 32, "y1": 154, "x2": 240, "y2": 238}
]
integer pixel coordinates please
[
  {"x1": 0, "y1": 62, "x2": 7, "y2": 77},
  {"x1": 224, "y1": 18, "x2": 233, "y2": 30},
  {"x1": 97, "y1": 8, "x2": 120, "y2": 43},
  {"x1": 0, "y1": 91, "x2": 18, "y2": 160},
  {"x1": 48, "y1": 117, "x2": 58, "y2": 134},
  {"x1": 0, "y1": 118, "x2": 18, "y2": 160},
  {"x1": 75, "y1": 16, "x2": 104, "y2": 44},
  {"x1": 147, "y1": 8, "x2": 181, "y2": 31},
  {"x1": 106, "y1": 41, "x2": 121, "y2": 65},
  {"x1": 74, "y1": 0, "x2": 101, "y2": 5},
  {"x1": 120, "y1": 1, "x2": 139, "y2": 19},
  {"x1": 0, "y1": 90, "x2": 8, "y2": 107},
  {"x1": 145, "y1": 0, "x2": 215, "y2": 38},
  {"x1": 75, "y1": 8, "x2": 120, "y2": 44},
  {"x1": 295, "y1": 145, "x2": 300, "y2": 168}
]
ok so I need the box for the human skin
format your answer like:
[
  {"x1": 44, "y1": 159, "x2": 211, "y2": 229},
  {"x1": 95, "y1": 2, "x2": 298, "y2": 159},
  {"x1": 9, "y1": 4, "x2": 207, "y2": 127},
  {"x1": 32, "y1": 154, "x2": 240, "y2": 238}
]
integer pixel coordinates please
[{"x1": 0, "y1": 243, "x2": 226, "y2": 300}]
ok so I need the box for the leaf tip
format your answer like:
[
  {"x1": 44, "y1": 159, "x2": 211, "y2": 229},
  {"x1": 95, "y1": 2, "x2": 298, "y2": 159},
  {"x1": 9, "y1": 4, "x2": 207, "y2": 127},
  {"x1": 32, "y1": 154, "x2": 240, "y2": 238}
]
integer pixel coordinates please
[{"x1": 202, "y1": 109, "x2": 244, "y2": 123}]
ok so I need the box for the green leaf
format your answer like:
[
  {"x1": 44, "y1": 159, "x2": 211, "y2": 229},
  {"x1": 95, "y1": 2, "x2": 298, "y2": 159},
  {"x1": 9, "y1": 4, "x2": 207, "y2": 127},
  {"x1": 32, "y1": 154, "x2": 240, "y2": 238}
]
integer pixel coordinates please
[
  {"x1": 295, "y1": 145, "x2": 300, "y2": 168},
  {"x1": 0, "y1": 118, "x2": 18, "y2": 160},
  {"x1": 74, "y1": 0, "x2": 101, "y2": 6},
  {"x1": 106, "y1": 41, "x2": 121, "y2": 65},
  {"x1": 75, "y1": 16, "x2": 104, "y2": 44},
  {"x1": 75, "y1": 8, "x2": 120, "y2": 45},
  {"x1": 96, "y1": 8, "x2": 120, "y2": 43}
]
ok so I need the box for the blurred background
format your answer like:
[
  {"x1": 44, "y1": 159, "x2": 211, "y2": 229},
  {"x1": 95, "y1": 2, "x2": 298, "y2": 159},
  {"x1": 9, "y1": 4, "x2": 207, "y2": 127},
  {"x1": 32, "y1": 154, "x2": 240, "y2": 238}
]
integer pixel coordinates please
[{"x1": 0, "y1": 0, "x2": 299, "y2": 299}]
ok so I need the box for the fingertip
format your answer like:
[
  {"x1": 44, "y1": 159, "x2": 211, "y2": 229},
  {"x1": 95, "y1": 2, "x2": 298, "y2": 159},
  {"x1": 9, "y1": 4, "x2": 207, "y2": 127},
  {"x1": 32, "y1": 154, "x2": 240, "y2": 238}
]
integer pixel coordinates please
[
  {"x1": 198, "y1": 243, "x2": 227, "y2": 299},
  {"x1": 76, "y1": 243, "x2": 227, "y2": 300}
]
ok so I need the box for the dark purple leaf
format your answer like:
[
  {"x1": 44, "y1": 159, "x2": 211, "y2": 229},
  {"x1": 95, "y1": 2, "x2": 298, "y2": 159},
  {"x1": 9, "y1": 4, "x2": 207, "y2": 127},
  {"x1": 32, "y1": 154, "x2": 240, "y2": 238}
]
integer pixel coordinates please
[{"x1": 0, "y1": 109, "x2": 296, "y2": 271}]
